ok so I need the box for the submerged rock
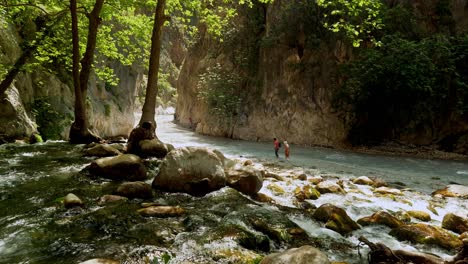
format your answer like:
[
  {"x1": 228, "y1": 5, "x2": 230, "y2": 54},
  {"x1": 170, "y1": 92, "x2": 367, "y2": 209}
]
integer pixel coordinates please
[
  {"x1": 390, "y1": 223, "x2": 463, "y2": 250},
  {"x1": 432, "y1": 184, "x2": 468, "y2": 198},
  {"x1": 260, "y1": 246, "x2": 331, "y2": 264},
  {"x1": 83, "y1": 144, "x2": 121, "y2": 157},
  {"x1": 357, "y1": 211, "x2": 404, "y2": 228},
  {"x1": 152, "y1": 147, "x2": 226, "y2": 196},
  {"x1": 115, "y1": 181, "x2": 153, "y2": 199},
  {"x1": 442, "y1": 213, "x2": 468, "y2": 234},
  {"x1": 312, "y1": 204, "x2": 360, "y2": 235},
  {"x1": 64, "y1": 193, "x2": 84, "y2": 209},
  {"x1": 97, "y1": 194, "x2": 127, "y2": 205},
  {"x1": 88, "y1": 154, "x2": 147, "y2": 181},
  {"x1": 138, "y1": 206, "x2": 185, "y2": 217},
  {"x1": 374, "y1": 186, "x2": 403, "y2": 196}
]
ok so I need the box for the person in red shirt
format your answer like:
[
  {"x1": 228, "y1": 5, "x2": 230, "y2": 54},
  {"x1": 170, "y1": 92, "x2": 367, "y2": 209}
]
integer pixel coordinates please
[{"x1": 273, "y1": 138, "x2": 280, "y2": 158}]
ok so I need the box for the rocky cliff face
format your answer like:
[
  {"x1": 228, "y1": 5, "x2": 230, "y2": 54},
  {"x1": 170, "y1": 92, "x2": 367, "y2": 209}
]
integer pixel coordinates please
[
  {"x1": 0, "y1": 19, "x2": 140, "y2": 142},
  {"x1": 176, "y1": 1, "x2": 348, "y2": 147},
  {"x1": 176, "y1": 0, "x2": 468, "y2": 152}
]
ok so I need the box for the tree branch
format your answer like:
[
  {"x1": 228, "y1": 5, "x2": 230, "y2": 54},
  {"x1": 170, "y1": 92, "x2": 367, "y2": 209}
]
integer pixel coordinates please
[{"x1": 0, "y1": 3, "x2": 49, "y2": 15}]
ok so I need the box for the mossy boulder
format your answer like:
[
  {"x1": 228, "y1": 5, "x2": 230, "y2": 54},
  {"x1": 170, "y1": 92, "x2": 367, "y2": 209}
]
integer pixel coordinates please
[
  {"x1": 316, "y1": 181, "x2": 345, "y2": 195},
  {"x1": 442, "y1": 213, "x2": 468, "y2": 234},
  {"x1": 140, "y1": 138, "x2": 174, "y2": 158},
  {"x1": 260, "y1": 246, "x2": 331, "y2": 264},
  {"x1": 267, "y1": 183, "x2": 286, "y2": 195},
  {"x1": 152, "y1": 147, "x2": 226, "y2": 196},
  {"x1": 407, "y1": 210, "x2": 431, "y2": 222},
  {"x1": 115, "y1": 181, "x2": 153, "y2": 199},
  {"x1": 88, "y1": 154, "x2": 147, "y2": 181},
  {"x1": 390, "y1": 223, "x2": 463, "y2": 250},
  {"x1": 357, "y1": 211, "x2": 404, "y2": 228},
  {"x1": 312, "y1": 204, "x2": 360, "y2": 235},
  {"x1": 251, "y1": 193, "x2": 275, "y2": 203}
]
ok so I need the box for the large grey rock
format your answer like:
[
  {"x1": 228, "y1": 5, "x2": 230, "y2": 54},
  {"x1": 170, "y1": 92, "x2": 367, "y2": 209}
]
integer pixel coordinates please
[
  {"x1": 89, "y1": 154, "x2": 147, "y2": 181},
  {"x1": 225, "y1": 161, "x2": 264, "y2": 195},
  {"x1": 260, "y1": 245, "x2": 331, "y2": 264},
  {"x1": 64, "y1": 193, "x2": 84, "y2": 209},
  {"x1": 152, "y1": 147, "x2": 226, "y2": 196}
]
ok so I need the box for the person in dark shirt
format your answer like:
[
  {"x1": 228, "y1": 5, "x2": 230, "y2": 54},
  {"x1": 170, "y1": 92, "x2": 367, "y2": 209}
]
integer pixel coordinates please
[{"x1": 273, "y1": 138, "x2": 280, "y2": 158}]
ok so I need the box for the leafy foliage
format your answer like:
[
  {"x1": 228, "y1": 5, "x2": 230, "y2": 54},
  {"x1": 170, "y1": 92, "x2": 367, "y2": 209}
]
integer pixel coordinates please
[
  {"x1": 198, "y1": 63, "x2": 242, "y2": 122},
  {"x1": 336, "y1": 34, "x2": 468, "y2": 144},
  {"x1": 31, "y1": 98, "x2": 71, "y2": 140},
  {"x1": 317, "y1": 0, "x2": 384, "y2": 47}
]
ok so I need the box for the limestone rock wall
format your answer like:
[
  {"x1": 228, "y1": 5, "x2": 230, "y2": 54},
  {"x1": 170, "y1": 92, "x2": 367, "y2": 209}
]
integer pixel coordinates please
[{"x1": 176, "y1": 1, "x2": 347, "y2": 147}]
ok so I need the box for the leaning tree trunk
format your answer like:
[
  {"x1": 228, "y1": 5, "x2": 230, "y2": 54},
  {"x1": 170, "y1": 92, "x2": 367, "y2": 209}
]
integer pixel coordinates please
[
  {"x1": 69, "y1": 0, "x2": 104, "y2": 144},
  {"x1": 138, "y1": 0, "x2": 167, "y2": 130}
]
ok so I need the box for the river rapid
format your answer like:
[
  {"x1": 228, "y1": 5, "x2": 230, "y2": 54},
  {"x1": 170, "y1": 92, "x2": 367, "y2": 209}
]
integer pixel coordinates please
[{"x1": 0, "y1": 114, "x2": 466, "y2": 264}]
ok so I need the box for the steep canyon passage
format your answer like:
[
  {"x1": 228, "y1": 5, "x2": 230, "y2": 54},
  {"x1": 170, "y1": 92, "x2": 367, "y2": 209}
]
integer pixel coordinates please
[{"x1": 0, "y1": 114, "x2": 466, "y2": 263}]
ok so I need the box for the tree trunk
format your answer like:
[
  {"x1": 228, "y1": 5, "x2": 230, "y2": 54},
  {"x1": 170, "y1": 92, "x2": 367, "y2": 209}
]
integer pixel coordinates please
[
  {"x1": 69, "y1": 0, "x2": 104, "y2": 144},
  {"x1": 139, "y1": 0, "x2": 167, "y2": 130}
]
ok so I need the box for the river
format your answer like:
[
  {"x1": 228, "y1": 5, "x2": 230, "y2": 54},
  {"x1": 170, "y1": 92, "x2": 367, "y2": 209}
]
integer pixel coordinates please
[{"x1": 0, "y1": 114, "x2": 466, "y2": 264}]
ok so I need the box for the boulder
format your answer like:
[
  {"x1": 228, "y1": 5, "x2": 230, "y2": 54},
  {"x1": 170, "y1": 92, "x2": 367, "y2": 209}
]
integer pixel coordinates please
[
  {"x1": 260, "y1": 245, "x2": 331, "y2": 264},
  {"x1": 295, "y1": 185, "x2": 320, "y2": 201},
  {"x1": 408, "y1": 210, "x2": 431, "y2": 222},
  {"x1": 352, "y1": 176, "x2": 374, "y2": 186},
  {"x1": 83, "y1": 144, "x2": 121, "y2": 157},
  {"x1": 88, "y1": 154, "x2": 147, "y2": 181},
  {"x1": 312, "y1": 204, "x2": 360, "y2": 235},
  {"x1": 140, "y1": 138, "x2": 174, "y2": 158},
  {"x1": 316, "y1": 181, "x2": 345, "y2": 195},
  {"x1": 97, "y1": 195, "x2": 127, "y2": 205},
  {"x1": 357, "y1": 211, "x2": 405, "y2": 228},
  {"x1": 442, "y1": 213, "x2": 468, "y2": 234},
  {"x1": 432, "y1": 185, "x2": 468, "y2": 198},
  {"x1": 152, "y1": 147, "x2": 226, "y2": 196},
  {"x1": 267, "y1": 183, "x2": 286, "y2": 196},
  {"x1": 226, "y1": 162, "x2": 264, "y2": 195},
  {"x1": 390, "y1": 223, "x2": 463, "y2": 250},
  {"x1": 138, "y1": 206, "x2": 185, "y2": 217},
  {"x1": 115, "y1": 181, "x2": 153, "y2": 199},
  {"x1": 64, "y1": 193, "x2": 84, "y2": 209},
  {"x1": 264, "y1": 171, "x2": 286, "y2": 181},
  {"x1": 308, "y1": 176, "x2": 324, "y2": 185}
]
